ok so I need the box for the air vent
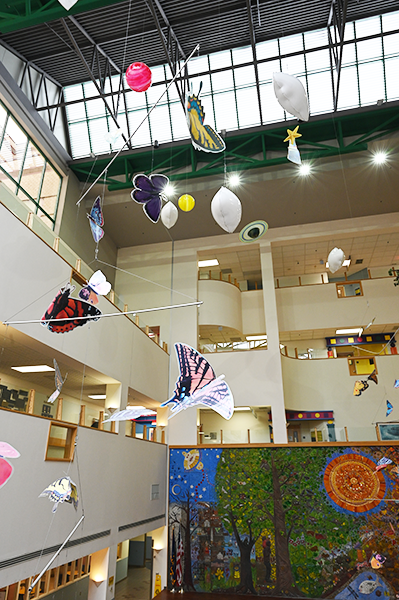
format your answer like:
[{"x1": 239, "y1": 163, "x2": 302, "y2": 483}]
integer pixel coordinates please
[
  {"x1": 209, "y1": 432, "x2": 217, "y2": 440},
  {"x1": 119, "y1": 514, "x2": 165, "y2": 532},
  {"x1": 221, "y1": 268, "x2": 232, "y2": 274},
  {"x1": 151, "y1": 484, "x2": 160, "y2": 500},
  {"x1": 230, "y1": 337, "x2": 242, "y2": 342},
  {"x1": 356, "y1": 259, "x2": 363, "y2": 264}
]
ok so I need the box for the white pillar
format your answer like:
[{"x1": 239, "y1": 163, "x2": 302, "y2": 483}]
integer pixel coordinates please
[
  {"x1": 106, "y1": 545, "x2": 117, "y2": 600},
  {"x1": 260, "y1": 242, "x2": 287, "y2": 443},
  {"x1": 88, "y1": 548, "x2": 109, "y2": 600},
  {"x1": 151, "y1": 526, "x2": 168, "y2": 595},
  {"x1": 105, "y1": 383, "x2": 123, "y2": 434}
]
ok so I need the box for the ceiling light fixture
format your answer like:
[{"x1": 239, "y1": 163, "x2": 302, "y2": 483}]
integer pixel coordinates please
[
  {"x1": 342, "y1": 258, "x2": 351, "y2": 267},
  {"x1": 163, "y1": 183, "x2": 175, "y2": 197},
  {"x1": 234, "y1": 406, "x2": 251, "y2": 411},
  {"x1": 246, "y1": 335, "x2": 267, "y2": 341},
  {"x1": 88, "y1": 394, "x2": 107, "y2": 400},
  {"x1": 228, "y1": 173, "x2": 241, "y2": 187},
  {"x1": 335, "y1": 328, "x2": 363, "y2": 335},
  {"x1": 11, "y1": 365, "x2": 55, "y2": 373},
  {"x1": 299, "y1": 163, "x2": 311, "y2": 176},
  {"x1": 198, "y1": 259, "x2": 219, "y2": 267},
  {"x1": 372, "y1": 151, "x2": 387, "y2": 165}
]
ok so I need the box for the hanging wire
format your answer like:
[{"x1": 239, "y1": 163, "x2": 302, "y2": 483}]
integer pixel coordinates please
[{"x1": 95, "y1": 169, "x2": 107, "y2": 261}]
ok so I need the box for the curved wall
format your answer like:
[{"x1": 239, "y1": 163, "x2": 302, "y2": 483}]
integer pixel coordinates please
[{"x1": 198, "y1": 279, "x2": 243, "y2": 332}]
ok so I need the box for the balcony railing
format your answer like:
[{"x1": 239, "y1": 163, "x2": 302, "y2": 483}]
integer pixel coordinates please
[{"x1": 199, "y1": 339, "x2": 267, "y2": 354}]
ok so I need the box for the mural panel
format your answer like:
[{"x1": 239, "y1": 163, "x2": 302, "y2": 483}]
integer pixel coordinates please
[{"x1": 168, "y1": 446, "x2": 399, "y2": 598}]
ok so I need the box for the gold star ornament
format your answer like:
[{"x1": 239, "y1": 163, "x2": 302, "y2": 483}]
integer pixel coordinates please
[{"x1": 284, "y1": 125, "x2": 302, "y2": 145}]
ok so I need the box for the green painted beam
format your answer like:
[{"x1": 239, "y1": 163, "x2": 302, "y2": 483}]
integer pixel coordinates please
[
  {"x1": 69, "y1": 102, "x2": 399, "y2": 192},
  {"x1": 0, "y1": 0, "x2": 125, "y2": 33}
]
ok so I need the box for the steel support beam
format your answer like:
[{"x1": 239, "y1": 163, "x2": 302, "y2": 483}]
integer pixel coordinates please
[
  {"x1": 245, "y1": 0, "x2": 263, "y2": 125},
  {"x1": 145, "y1": 0, "x2": 188, "y2": 108},
  {"x1": 327, "y1": 0, "x2": 348, "y2": 111},
  {"x1": 60, "y1": 18, "x2": 130, "y2": 147}
]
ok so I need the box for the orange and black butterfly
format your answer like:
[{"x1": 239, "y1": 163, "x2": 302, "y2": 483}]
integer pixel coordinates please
[
  {"x1": 186, "y1": 83, "x2": 225, "y2": 154},
  {"x1": 41, "y1": 283, "x2": 101, "y2": 333}
]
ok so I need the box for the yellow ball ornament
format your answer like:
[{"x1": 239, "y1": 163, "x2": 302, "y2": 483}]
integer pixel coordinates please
[{"x1": 178, "y1": 194, "x2": 195, "y2": 212}]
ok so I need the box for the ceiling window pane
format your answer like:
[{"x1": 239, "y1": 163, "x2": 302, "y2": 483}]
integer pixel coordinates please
[
  {"x1": 149, "y1": 104, "x2": 172, "y2": 143},
  {"x1": 66, "y1": 100, "x2": 87, "y2": 123},
  {"x1": 109, "y1": 114, "x2": 129, "y2": 152},
  {"x1": 170, "y1": 102, "x2": 190, "y2": 141},
  {"x1": 306, "y1": 49, "x2": 330, "y2": 73},
  {"x1": 83, "y1": 81, "x2": 98, "y2": 99},
  {"x1": 125, "y1": 88, "x2": 147, "y2": 110},
  {"x1": 358, "y1": 61, "x2": 385, "y2": 105},
  {"x1": 209, "y1": 50, "x2": 231, "y2": 70},
  {"x1": 281, "y1": 54, "x2": 305, "y2": 75},
  {"x1": 385, "y1": 57, "x2": 399, "y2": 100},
  {"x1": 17, "y1": 188, "x2": 37, "y2": 213},
  {"x1": 85, "y1": 98, "x2": 107, "y2": 119},
  {"x1": 0, "y1": 104, "x2": 7, "y2": 138},
  {"x1": 256, "y1": 39, "x2": 279, "y2": 60},
  {"x1": 128, "y1": 109, "x2": 152, "y2": 147},
  {"x1": 356, "y1": 38, "x2": 382, "y2": 62},
  {"x1": 69, "y1": 122, "x2": 91, "y2": 158},
  {"x1": 307, "y1": 71, "x2": 333, "y2": 114},
  {"x1": 167, "y1": 81, "x2": 181, "y2": 102},
  {"x1": 18, "y1": 141, "x2": 45, "y2": 200},
  {"x1": 0, "y1": 116, "x2": 28, "y2": 183},
  {"x1": 355, "y1": 16, "x2": 381, "y2": 38},
  {"x1": 341, "y1": 43, "x2": 357, "y2": 66},
  {"x1": 213, "y1": 91, "x2": 238, "y2": 131},
  {"x1": 188, "y1": 55, "x2": 209, "y2": 75},
  {"x1": 188, "y1": 74, "x2": 212, "y2": 96},
  {"x1": 344, "y1": 21, "x2": 355, "y2": 41},
  {"x1": 304, "y1": 29, "x2": 328, "y2": 49},
  {"x1": 63, "y1": 84, "x2": 83, "y2": 102},
  {"x1": 236, "y1": 87, "x2": 260, "y2": 128},
  {"x1": 39, "y1": 162, "x2": 61, "y2": 220},
  {"x1": 279, "y1": 33, "x2": 303, "y2": 55},
  {"x1": 0, "y1": 174, "x2": 17, "y2": 195},
  {"x1": 259, "y1": 83, "x2": 285, "y2": 123},
  {"x1": 211, "y1": 69, "x2": 234, "y2": 92},
  {"x1": 88, "y1": 117, "x2": 112, "y2": 155},
  {"x1": 383, "y1": 32, "x2": 399, "y2": 57},
  {"x1": 234, "y1": 65, "x2": 255, "y2": 87},
  {"x1": 382, "y1": 10, "x2": 399, "y2": 32},
  {"x1": 257, "y1": 60, "x2": 280, "y2": 83},
  {"x1": 150, "y1": 65, "x2": 166, "y2": 84},
  {"x1": 146, "y1": 83, "x2": 167, "y2": 105},
  {"x1": 336, "y1": 66, "x2": 359, "y2": 110},
  {"x1": 232, "y1": 46, "x2": 253, "y2": 65}
]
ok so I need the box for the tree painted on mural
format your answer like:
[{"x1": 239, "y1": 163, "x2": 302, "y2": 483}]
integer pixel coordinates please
[
  {"x1": 215, "y1": 448, "x2": 269, "y2": 594},
  {"x1": 215, "y1": 446, "x2": 364, "y2": 597}
]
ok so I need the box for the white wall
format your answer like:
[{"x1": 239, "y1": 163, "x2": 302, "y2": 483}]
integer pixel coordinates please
[
  {"x1": 0, "y1": 409, "x2": 167, "y2": 587},
  {"x1": 241, "y1": 290, "x2": 266, "y2": 335},
  {"x1": 198, "y1": 279, "x2": 242, "y2": 331},
  {"x1": 276, "y1": 278, "x2": 398, "y2": 332},
  {"x1": 200, "y1": 409, "x2": 270, "y2": 443},
  {"x1": 282, "y1": 354, "x2": 399, "y2": 433},
  {"x1": 0, "y1": 202, "x2": 169, "y2": 405}
]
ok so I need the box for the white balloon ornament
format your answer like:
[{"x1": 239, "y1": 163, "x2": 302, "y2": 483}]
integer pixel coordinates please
[
  {"x1": 273, "y1": 72, "x2": 309, "y2": 122},
  {"x1": 161, "y1": 202, "x2": 178, "y2": 229},
  {"x1": 327, "y1": 247, "x2": 345, "y2": 274},
  {"x1": 211, "y1": 186, "x2": 242, "y2": 233}
]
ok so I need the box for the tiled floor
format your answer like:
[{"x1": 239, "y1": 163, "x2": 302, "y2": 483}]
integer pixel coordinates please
[{"x1": 115, "y1": 567, "x2": 151, "y2": 600}]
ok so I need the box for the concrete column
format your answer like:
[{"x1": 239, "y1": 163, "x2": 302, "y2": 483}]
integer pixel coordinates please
[
  {"x1": 151, "y1": 526, "x2": 168, "y2": 595},
  {"x1": 260, "y1": 242, "x2": 287, "y2": 443},
  {"x1": 105, "y1": 383, "x2": 123, "y2": 434},
  {"x1": 88, "y1": 548, "x2": 109, "y2": 600},
  {"x1": 106, "y1": 545, "x2": 117, "y2": 600}
]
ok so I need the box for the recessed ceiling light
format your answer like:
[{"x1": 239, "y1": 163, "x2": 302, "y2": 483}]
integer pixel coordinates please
[
  {"x1": 234, "y1": 406, "x2": 251, "y2": 411},
  {"x1": 342, "y1": 258, "x2": 351, "y2": 267},
  {"x1": 88, "y1": 394, "x2": 107, "y2": 400},
  {"x1": 299, "y1": 163, "x2": 311, "y2": 176},
  {"x1": 246, "y1": 335, "x2": 267, "y2": 341},
  {"x1": 229, "y1": 173, "x2": 241, "y2": 187},
  {"x1": 198, "y1": 259, "x2": 219, "y2": 267},
  {"x1": 11, "y1": 365, "x2": 55, "y2": 373},
  {"x1": 335, "y1": 328, "x2": 363, "y2": 335},
  {"x1": 372, "y1": 151, "x2": 387, "y2": 165}
]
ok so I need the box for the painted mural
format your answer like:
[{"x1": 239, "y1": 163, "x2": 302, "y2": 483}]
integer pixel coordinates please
[{"x1": 168, "y1": 445, "x2": 399, "y2": 598}]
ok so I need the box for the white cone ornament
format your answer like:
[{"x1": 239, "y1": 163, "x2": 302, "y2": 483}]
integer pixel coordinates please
[
  {"x1": 327, "y1": 247, "x2": 345, "y2": 273},
  {"x1": 273, "y1": 72, "x2": 309, "y2": 121},
  {"x1": 211, "y1": 186, "x2": 242, "y2": 233},
  {"x1": 161, "y1": 202, "x2": 178, "y2": 229},
  {"x1": 287, "y1": 140, "x2": 302, "y2": 165}
]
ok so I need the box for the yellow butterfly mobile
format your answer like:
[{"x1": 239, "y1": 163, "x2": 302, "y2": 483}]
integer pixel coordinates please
[{"x1": 186, "y1": 83, "x2": 226, "y2": 153}]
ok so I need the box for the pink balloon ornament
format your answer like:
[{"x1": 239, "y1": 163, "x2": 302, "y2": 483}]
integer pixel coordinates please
[{"x1": 125, "y1": 62, "x2": 152, "y2": 92}]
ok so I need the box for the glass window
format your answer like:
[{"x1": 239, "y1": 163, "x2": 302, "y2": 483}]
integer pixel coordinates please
[
  {"x1": 279, "y1": 33, "x2": 303, "y2": 55},
  {"x1": 256, "y1": 39, "x2": 279, "y2": 60},
  {"x1": 0, "y1": 116, "x2": 28, "y2": 183},
  {"x1": 355, "y1": 16, "x2": 381, "y2": 38},
  {"x1": 306, "y1": 49, "x2": 330, "y2": 73},
  {"x1": 307, "y1": 71, "x2": 334, "y2": 114},
  {"x1": 18, "y1": 141, "x2": 45, "y2": 200},
  {"x1": 39, "y1": 162, "x2": 61, "y2": 220},
  {"x1": 383, "y1": 32, "x2": 399, "y2": 57},
  {"x1": 358, "y1": 61, "x2": 385, "y2": 105},
  {"x1": 234, "y1": 65, "x2": 255, "y2": 87},
  {"x1": 232, "y1": 46, "x2": 253, "y2": 65},
  {"x1": 209, "y1": 50, "x2": 231, "y2": 70},
  {"x1": 304, "y1": 29, "x2": 329, "y2": 49},
  {"x1": 356, "y1": 38, "x2": 382, "y2": 62},
  {"x1": 257, "y1": 59, "x2": 281, "y2": 83},
  {"x1": 259, "y1": 83, "x2": 285, "y2": 123},
  {"x1": 382, "y1": 11, "x2": 399, "y2": 32},
  {"x1": 213, "y1": 91, "x2": 238, "y2": 131},
  {"x1": 337, "y1": 66, "x2": 360, "y2": 110},
  {"x1": 385, "y1": 57, "x2": 399, "y2": 101},
  {"x1": 127, "y1": 109, "x2": 152, "y2": 147},
  {"x1": 149, "y1": 104, "x2": 172, "y2": 143},
  {"x1": 211, "y1": 69, "x2": 234, "y2": 92},
  {"x1": 236, "y1": 87, "x2": 260, "y2": 128},
  {"x1": 281, "y1": 54, "x2": 305, "y2": 76}
]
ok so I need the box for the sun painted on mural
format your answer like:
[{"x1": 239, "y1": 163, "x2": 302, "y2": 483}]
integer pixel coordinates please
[
  {"x1": 168, "y1": 445, "x2": 399, "y2": 599},
  {"x1": 324, "y1": 452, "x2": 386, "y2": 514}
]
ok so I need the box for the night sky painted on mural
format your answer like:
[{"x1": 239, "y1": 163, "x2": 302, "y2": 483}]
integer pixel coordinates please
[{"x1": 168, "y1": 445, "x2": 399, "y2": 598}]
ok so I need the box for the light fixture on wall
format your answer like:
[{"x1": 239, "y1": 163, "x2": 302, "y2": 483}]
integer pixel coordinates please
[{"x1": 91, "y1": 577, "x2": 105, "y2": 587}]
